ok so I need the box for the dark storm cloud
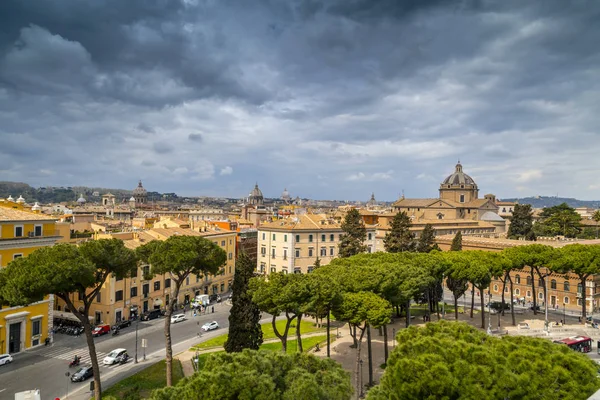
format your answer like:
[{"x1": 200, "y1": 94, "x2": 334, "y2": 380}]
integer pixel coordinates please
[{"x1": 1, "y1": 0, "x2": 600, "y2": 199}]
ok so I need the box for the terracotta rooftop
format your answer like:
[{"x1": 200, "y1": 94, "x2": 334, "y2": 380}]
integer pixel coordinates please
[
  {"x1": 259, "y1": 214, "x2": 342, "y2": 231},
  {"x1": 0, "y1": 207, "x2": 56, "y2": 222}
]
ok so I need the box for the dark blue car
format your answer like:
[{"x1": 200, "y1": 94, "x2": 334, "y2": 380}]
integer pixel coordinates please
[{"x1": 71, "y1": 366, "x2": 93, "y2": 382}]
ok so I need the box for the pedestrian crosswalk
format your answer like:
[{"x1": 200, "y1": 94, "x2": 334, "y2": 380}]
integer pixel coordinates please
[{"x1": 37, "y1": 346, "x2": 129, "y2": 369}]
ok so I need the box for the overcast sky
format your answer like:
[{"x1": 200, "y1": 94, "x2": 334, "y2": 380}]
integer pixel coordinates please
[{"x1": 1, "y1": 1, "x2": 599, "y2": 201}]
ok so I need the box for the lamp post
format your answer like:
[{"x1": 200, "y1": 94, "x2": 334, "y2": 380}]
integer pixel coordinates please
[
  {"x1": 134, "y1": 317, "x2": 139, "y2": 364},
  {"x1": 487, "y1": 291, "x2": 492, "y2": 335}
]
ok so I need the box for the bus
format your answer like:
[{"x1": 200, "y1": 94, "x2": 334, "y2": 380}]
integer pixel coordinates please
[{"x1": 553, "y1": 336, "x2": 592, "y2": 353}]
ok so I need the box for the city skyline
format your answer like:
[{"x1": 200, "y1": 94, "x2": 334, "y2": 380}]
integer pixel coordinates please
[{"x1": 1, "y1": 1, "x2": 600, "y2": 199}]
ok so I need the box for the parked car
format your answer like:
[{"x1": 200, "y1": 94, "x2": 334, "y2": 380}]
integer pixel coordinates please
[
  {"x1": 209, "y1": 294, "x2": 222, "y2": 303},
  {"x1": 201, "y1": 321, "x2": 219, "y2": 331},
  {"x1": 103, "y1": 348, "x2": 128, "y2": 365},
  {"x1": 0, "y1": 354, "x2": 13, "y2": 366},
  {"x1": 92, "y1": 324, "x2": 111, "y2": 337},
  {"x1": 70, "y1": 366, "x2": 94, "y2": 382},
  {"x1": 171, "y1": 314, "x2": 186, "y2": 324},
  {"x1": 113, "y1": 319, "x2": 132, "y2": 329},
  {"x1": 488, "y1": 302, "x2": 510, "y2": 312},
  {"x1": 529, "y1": 305, "x2": 541, "y2": 312},
  {"x1": 140, "y1": 309, "x2": 163, "y2": 321}
]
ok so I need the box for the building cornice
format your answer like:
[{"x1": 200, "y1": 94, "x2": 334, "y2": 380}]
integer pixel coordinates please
[{"x1": 0, "y1": 236, "x2": 62, "y2": 250}]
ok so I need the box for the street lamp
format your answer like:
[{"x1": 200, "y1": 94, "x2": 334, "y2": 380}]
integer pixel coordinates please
[{"x1": 487, "y1": 291, "x2": 492, "y2": 335}]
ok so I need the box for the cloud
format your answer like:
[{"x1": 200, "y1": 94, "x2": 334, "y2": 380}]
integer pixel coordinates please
[
  {"x1": 0, "y1": 1, "x2": 600, "y2": 199},
  {"x1": 220, "y1": 166, "x2": 233, "y2": 176}
]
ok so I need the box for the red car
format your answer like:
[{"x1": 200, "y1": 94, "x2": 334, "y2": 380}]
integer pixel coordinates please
[{"x1": 92, "y1": 324, "x2": 111, "y2": 337}]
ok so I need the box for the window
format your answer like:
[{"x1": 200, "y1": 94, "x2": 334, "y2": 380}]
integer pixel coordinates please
[
  {"x1": 515, "y1": 275, "x2": 521, "y2": 284},
  {"x1": 321, "y1": 234, "x2": 326, "y2": 242},
  {"x1": 368, "y1": 245, "x2": 372, "y2": 253},
  {"x1": 368, "y1": 233, "x2": 372, "y2": 240},
  {"x1": 526, "y1": 290, "x2": 531, "y2": 298},
  {"x1": 13, "y1": 253, "x2": 23, "y2": 260},
  {"x1": 526, "y1": 276, "x2": 532, "y2": 286},
  {"x1": 504, "y1": 286, "x2": 509, "y2": 293},
  {"x1": 578, "y1": 298, "x2": 583, "y2": 306},
  {"x1": 564, "y1": 296, "x2": 569, "y2": 304},
  {"x1": 32, "y1": 320, "x2": 41, "y2": 336},
  {"x1": 307, "y1": 266, "x2": 314, "y2": 273},
  {"x1": 115, "y1": 290, "x2": 123, "y2": 301},
  {"x1": 143, "y1": 284, "x2": 149, "y2": 295},
  {"x1": 550, "y1": 279, "x2": 557, "y2": 290},
  {"x1": 577, "y1": 283, "x2": 583, "y2": 294},
  {"x1": 330, "y1": 247, "x2": 334, "y2": 256},
  {"x1": 283, "y1": 249, "x2": 287, "y2": 260},
  {"x1": 186, "y1": 276, "x2": 190, "y2": 285},
  {"x1": 260, "y1": 263, "x2": 265, "y2": 273},
  {"x1": 228, "y1": 252, "x2": 233, "y2": 260},
  {"x1": 320, "y1": 247, "x2": 326, "y2": 257},
  {"x1": 196, "y1": 275, "x2": 200, "y2": 282},
  {"x1": 308, "y1": 248, "x2": 313, "y2": 257},
  {"x1": 539, "y1": 278, "x2": 544, "y2": 288},
  {"x1": 78, "y1": 291, "x2": 84, "y2": 301},
  {"x1": 295, "y1": 249, "x2": 300, "y2": 258},
  {"x1": 261, "y1": 247, "x2": 266, "y2": 256},
  {"x1": 96, "y1": 291, "x2": 102, "y2": 303},
  {"x1": 493, "y1": 284, "x2": 498, "y2": 291},
  {"x1": 538, "y1": 292, "x2": 544, "y2": 300},
  {"x1": 221, "y1": 240, "x2": 225, "y2": 246},
  {"x1": 330, "y1": 234, "x2": 334, "y2": 241},
  {"x1": 284, "y1": 235, "x2": 287, "y2": 242},
  {"x1": 34, "y1": 225, "x2": 42, "y2": 237},
  {"x1": 262, "y1": 233, "x2": 265, "y2": 240},
  {"x1": 502, "y1": 208, "x2": 506, "y2": 213},
  {"x1": 295, "y1": 235, "x2": 300, "y2": 242},
  {"x1": 515, "y1": 288, "x2": 520, "y2": 296},
  {"x1": 564, "y1": 281, "x2": 570, "y2": 292},
  {"x1": 130, "y1": 287, "x2": 138, "y2": 297},
  {"x1": 165, "y1": 279, "x2": 171, "y2": 288},
  {"x1": 166, "y1": 294, "x2": 169, "y2": 305},
  {"x1": 272, "y1": 234, "x2": 276, "y2": 241},
  {"x1": 459, "y1": 194, "x2": 465, "y2": 203},
  {"x1": 271, "y1": 267, "x2": 276, "y2": 273},
  {"x1": 154, "y1": 281, "x2": 161, "y2": 291},
  {"x1": 272, "y1": 248, "x2": 276, "y2": 258},
  {"x1": 220, "y1": 283, "x2": 225, "y2": 292},
  {"x1": 15, "y1": 226, "x2": 23, "y2": 237},
  {"x1": 309, "y1": 234, "x2": 313, "y2": 243}
]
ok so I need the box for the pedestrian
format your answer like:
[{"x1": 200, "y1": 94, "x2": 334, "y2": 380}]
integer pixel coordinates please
[{"x1": 211, "y1": 306, "x2": 214, "y2": 313}]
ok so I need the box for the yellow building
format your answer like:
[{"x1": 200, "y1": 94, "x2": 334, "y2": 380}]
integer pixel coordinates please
[
  {"x1": 55, "y1": 221, "x2": 237, "y2": 325},
  {"x1": 0, "y1": 205, "x2": 65, "y2": 354}
]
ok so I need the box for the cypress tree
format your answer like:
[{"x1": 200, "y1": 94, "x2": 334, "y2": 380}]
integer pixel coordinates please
[
  {"x1": 383, "y1": 211, "x2": 415, "y2": 253},
  {"x1": 450, "y1": 231, "x2": 462, "y2": 251},
  {"x1": 224, "y1": 251, "x2": 263, "y2": 352},
  {"x1": 507, "y1": 204, "x2": 536, "y2": 240},
  {"x1": 416, "y1": 223, "x2": 436, "y2": 253},
  {"x1": 338, "y1": 208, "x2": 367, "y2": 258}
]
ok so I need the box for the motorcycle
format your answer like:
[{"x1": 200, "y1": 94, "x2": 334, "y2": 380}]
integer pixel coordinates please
[
  {"x1": 69, "y1": 357, "x2": 81, "y2": 368},
  {"x1": 112, "y1": 328, "x2": 120, "y2": 336},
  {"x1": 116, "y1": 353, "x2": 129, "y2": 365}
]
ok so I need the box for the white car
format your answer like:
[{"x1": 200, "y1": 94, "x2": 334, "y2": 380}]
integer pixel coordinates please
[
  {"x1": 103, "y1": 348, "x2": 128, "y2": 365},
  {"x1": 171, "y1": 314, "x2": 186, "y2": 324},
  {"x1": 201, "y1": 321, "x2": 219, "y2": 331},
  {"x1": 0, "y1": 354, "x2": 13, "y2": 366}
]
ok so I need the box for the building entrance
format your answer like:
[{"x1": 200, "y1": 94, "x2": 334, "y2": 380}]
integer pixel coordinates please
[{"x1": 9, "y1": 322, "x2": 21, "y2": 353}]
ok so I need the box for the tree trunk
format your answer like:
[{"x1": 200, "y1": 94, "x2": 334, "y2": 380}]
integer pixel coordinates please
[
  {"x1": 383, "y1": 324, "x2": 388, "y2": 363},
  {"x1": 405, "y1": 300, "x2": 411, "y2": 328},
  {"x1": 64, "y1": 297, "x2": 102, "y2": 400},
  {"x1": 296, "y1": 314, "x2": 303, "y2": 353},
  {"x1": 454, "y1": 294, "x2": 459, "y2": 320},
  {"x1": 326, "y1": 310, "x2": 331, "y2": 358},
  {"x1": 425, "y1": 290, "x2": 431, "y2": 322},
  {"x1": 272, "y1": 314, "x2": 292, "y2": 352},
  {"x1": 501, "y1": 273, "x2": 507, "y2": 317},
  {"x1": 470, "y1": 285, "x2": 475, "y2": 318},
  {"x1": 531, "y1": 268, "x2": 538, "y2": 315},
  {"x1": 349, "y1": 323, "x2": 358, "y2": 347},
  {"x1": 395, "y1": 305, "x2": 400, "y2": 317},
  {"x1": 354, "y1": 325, "x2": 367, "y2": 399},
  {"x1": 479, "y1": 287, "x2": 486, "y2": 329},
  {"x1": 580, "y1": 275, "x2": 588, "y2": 322},
  {"x1": 367, "y1": 324, "x2": 373, "y2": 387},
  {"x1": 508, "y1": 275, "x2": 516, "y2": 326},
  {"x1": 164, "y1": 281, "x2": 182, "y2": 387}
]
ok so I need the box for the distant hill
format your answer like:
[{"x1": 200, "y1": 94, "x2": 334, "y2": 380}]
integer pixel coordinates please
[{"x1": 501, "y1": 196, "x2": 600, "y2": 209}]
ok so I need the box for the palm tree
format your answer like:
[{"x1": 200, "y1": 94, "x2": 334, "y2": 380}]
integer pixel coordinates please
[{"x1": 593, "y1": 210, "x2": 600, "y2": 239}]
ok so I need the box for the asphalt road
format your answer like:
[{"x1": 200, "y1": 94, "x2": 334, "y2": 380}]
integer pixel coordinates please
[{"x1": 0, "y1": 302, "x2": 232, "y2": 400}]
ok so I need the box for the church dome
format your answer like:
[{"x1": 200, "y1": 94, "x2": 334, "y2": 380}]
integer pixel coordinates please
[
  {"x1": 16, "y1": 195, "x2": 25, "y2": 204},
  {"x1": 248, "y1": 183, "x2": 264, "y2": 205},
  {"x1": 441, "y1": 162, "x2": 477, "y2": 186},
  {"x1": 77, "y1": 194, "x2": 86, "y2": 204},
  {"x1": 133, "y1": 180, "x2": 147, "y2": 196},
  {"x1": 31, "y1": 202, "x2": 41, "y2": 211},
  {"x1": 480, "y1": 211, "x2": 504, "y2": 222},
  {"x1": 281, "y1": 188, "x2": 291, "y2": 201},
  {"x1": 7, "y1": 195, "x2": 14, "y2": 202}
]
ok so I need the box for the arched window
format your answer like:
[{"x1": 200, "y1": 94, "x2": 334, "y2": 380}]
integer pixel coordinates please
[
  {"x1": 550, "y1": 279, "x2": 557, "y2": 290},
  {"x1": 526, "y1": 290, "x2": 531, "y2": 298},
  {"x1": 564, "y1": 297, "x2": 569, "y2": 304},
  {"x1": 515, "y1": 288, "x2": 520, "y2": 296},
  {"x1": 493, "y1": 284, "x2": 498, "y2": 292},
  {"x1": 577, "y1": 283, "x2": 583, "y2": 294},
  {"x1": 564, "y1": 281, "x2": 570, "y2": 292},
  {"x1": 515, "y1": 274, "x2": 521, "y2": 284},
  {"x1": 504, "y1": 286, "x2": 509, "y2": 293},
  {"x1": 539, "y1": 278, "x2": 544, "y2": 288},
  {"x1": 539, "y1": 292, "x2": 544, "y2": 300},
  {"x1": 526, "y1": 276, "x2": 532, "y2": 286}
]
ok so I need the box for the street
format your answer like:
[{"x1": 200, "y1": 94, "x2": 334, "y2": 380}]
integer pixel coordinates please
[{"x1": 0, "y1": 303, "x2": 231, "y2": 400}]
